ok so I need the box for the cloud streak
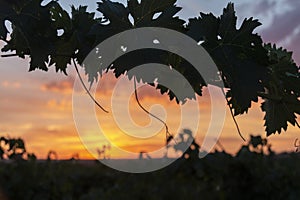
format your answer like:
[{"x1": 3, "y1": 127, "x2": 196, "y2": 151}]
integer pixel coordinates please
[{"x1": 41, "y1": 76, "x2": 75, "y2": 94}]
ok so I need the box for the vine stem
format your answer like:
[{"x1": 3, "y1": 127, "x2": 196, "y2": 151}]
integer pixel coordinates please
[
  {"x1": 294, "y1": 138, "x2": 299, "y2": 147},
  {"x1": 133, "y1": 77, "x2": 174, "y2": 144},
  {"x1": 221, "y1": 88, "x2": 246, "y2": 141},
  {"x1": 72, "y1": 58, "x2": 109, "y2": 113},
  {"x1": 1, "y1": 53, "x2": 19, "y2": 58}
]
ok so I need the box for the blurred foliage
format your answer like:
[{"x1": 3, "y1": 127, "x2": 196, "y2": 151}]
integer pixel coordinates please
[
  {"x1": 0, "y1": 136, "x2": 36, "y2": 161},
  {"x1": 0, "y1": 134, "x2": 299, "y2": 200}
]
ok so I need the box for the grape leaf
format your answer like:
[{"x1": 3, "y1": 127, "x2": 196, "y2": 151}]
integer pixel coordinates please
[
  {"x1": 88, "y1": 0, "x2": 186, "y2": 87},
  {"x1": 1, "y1": 0, "x2": 58, "y2": 71},
  {"x1": 1, "y1": 1, "x2": 98, "y2": 74},
  {"x1": 50, "y1": 5, "x2": 99, "y2": 74},
  {"x1": 127, "y1": 0, "x2": 185, "y2": 31},
  {"x1": 47, "y1": 2, "x2": 73, "y2": 74},
  {"x1": 262, "y1": 95, "x2": 300, "y2": 135},
  {"x1": 261, "y1": 44, "x2": 300, "y2": 135},
  {"x1": 263, "y1": 44, "x2": 300, "y2": 96},
  {"x1": 98, "y1": 0, "x2": 131, "y2": 27},
  {"x1": 71, "y1": 6, "x2": 100, "y2": 65},
  {"x1": 86, "y1": 1, "x2": 133, "y2": 84},
  {"x1": 187, "y1": 3, "x2": 269, "y2": 115},
  {"x1": 0, "y1": 1, "x2": 15, "y2": 41},
  {"x1": 109, "y1": 49, "x2": 205, "y2": 102},
  {"x1": 92, "y1": 0, "x2": 132, "y2": 42}
]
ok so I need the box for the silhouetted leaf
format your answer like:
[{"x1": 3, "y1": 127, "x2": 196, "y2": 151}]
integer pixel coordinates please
[
  {"x1": 1, "y1": 0, "x2": 58, "y2": 71},
  {"x1": 0, "y1": 1, "x2": 15, "y2": 40},
  {"x1": 261, "y1": 44, "x2": 300, "y2": 135},
  {"x1": 187, "y1": 3, "x2": 269, "y2": 115}
]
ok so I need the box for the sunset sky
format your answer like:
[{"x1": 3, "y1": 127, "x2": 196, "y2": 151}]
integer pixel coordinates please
[{"x1": 0, "y1": 0, "x2": 299, "y2": 159}]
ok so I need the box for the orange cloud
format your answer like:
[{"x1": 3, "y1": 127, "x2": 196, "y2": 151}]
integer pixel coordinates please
[
  {"x1": 41, "y1": 76, "x2": 74, "y2": 94},
  {"x1": 1, "y1": 81, "x2": 21, "y2": 89},
  {"x1": 47, "y1": 99, "x2": 72, "y2": 111}
]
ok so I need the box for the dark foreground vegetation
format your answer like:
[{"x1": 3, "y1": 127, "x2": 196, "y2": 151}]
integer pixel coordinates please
[{"x1": 0, "y1": 134, "x2": 300, "y2": 200}]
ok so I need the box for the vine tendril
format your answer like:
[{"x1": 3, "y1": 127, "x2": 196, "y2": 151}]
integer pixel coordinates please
[
  {"x1": 133, "y1": 76, "x2": 175, "y2": 144},
  {"x1": 72, "y1": 58, "x2": 109, "y2": 113}
]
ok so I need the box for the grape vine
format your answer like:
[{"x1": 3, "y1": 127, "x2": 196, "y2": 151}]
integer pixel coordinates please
[{"x1": 0, "y1": 0, "x2": 299, "y2": 136}]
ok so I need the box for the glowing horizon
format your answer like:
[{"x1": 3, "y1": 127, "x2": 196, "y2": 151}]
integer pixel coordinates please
[{"x1": 0, "y1": 68, "x2": 299, "y2": 160}]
